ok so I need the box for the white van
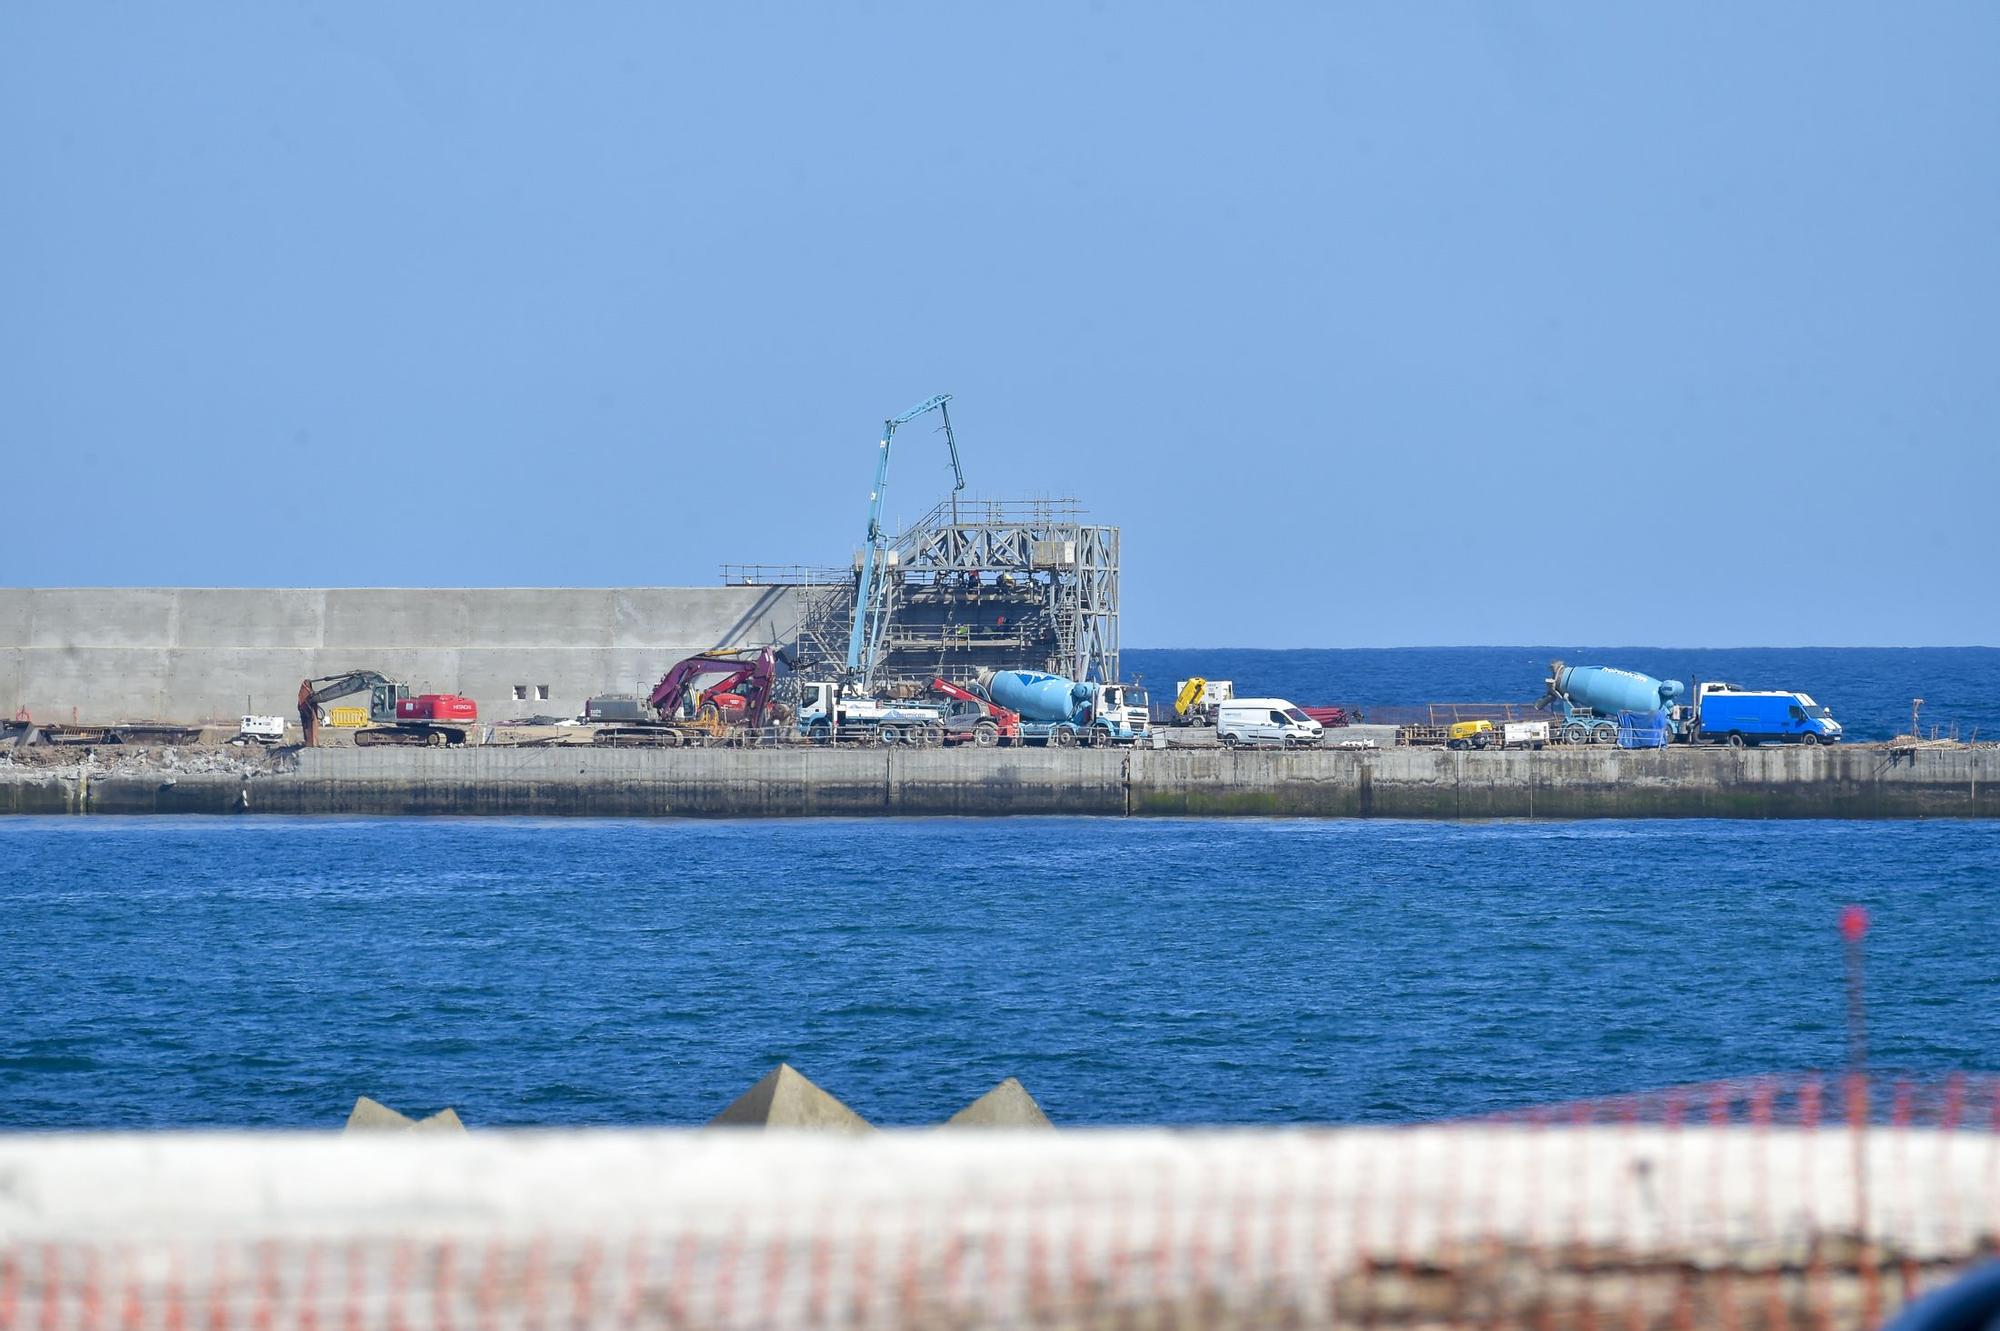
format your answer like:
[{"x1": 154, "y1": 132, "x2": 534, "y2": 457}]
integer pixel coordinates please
[{"x1": 1217, "y1": 698, "x2": 1324, "y2": 749}]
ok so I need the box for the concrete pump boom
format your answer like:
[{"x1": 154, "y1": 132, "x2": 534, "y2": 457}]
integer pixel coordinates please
[{"x1": 845, "y1": 392, "x2": 964, "y2": 685}]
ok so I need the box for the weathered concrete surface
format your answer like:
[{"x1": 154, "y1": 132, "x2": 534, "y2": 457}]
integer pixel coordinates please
[
  {"x1": 343, "y1": 1097, "x2": 467, "y2": 1134},
  {"x1": 1, "y1": 743, "x2": 1993, "y2": 819},
  {"x1": 0, "y1": 586, "x2": 799, "y2": 726},
  {"x1": 1127, "y1": 742, "x2": 2000, "y2": 818},
  {"x1": 1, "y1": 1127, "x2": 1994, "y2": 1329},
  {"x1": 944, "y1": 1078, "x2": 1054, "y2": 1128},
  {"x1": 709, "y1": 1065, "x2": 872, "y2": 1131}
]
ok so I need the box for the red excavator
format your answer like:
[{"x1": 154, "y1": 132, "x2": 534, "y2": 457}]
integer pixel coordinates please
[
  {"x1": 297, "y1": 671, "x2": 479, "y2": 748},
  {"x1": 929, "y1": 675, "x2": 1021, "y2": 747},
  {"x1": 592, "y1": 648, "x2": 779, "y2": 747}
]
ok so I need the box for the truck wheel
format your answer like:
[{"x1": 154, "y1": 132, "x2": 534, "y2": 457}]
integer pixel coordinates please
[
  {"x1": 807, "y1": 722, "x2": 830, "y2": 745},
  {"x1": 1220, "y1": 733, "x2": 1238, "y2": 749},
  {"x1": 973, "y1": 722, "x2": 998, "y2": 747},
  {"x1": 1800, "y1": 732, "x2": 1820, "y2": 746},
  {"x1": 1050, "y1": 727, "x2": 1076, "y2": 748},
  {"x1": 1726, "y1": 732, "x2": 1746, "y2": 749},
  {"x1": 1447, "y1": 739, "x2": 1466, "y2": 751},
  {"x1": 877, "y1": 726, "x2": 900, "y2": 746}
]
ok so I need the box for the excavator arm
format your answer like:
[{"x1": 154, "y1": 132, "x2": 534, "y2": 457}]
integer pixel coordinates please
[
  {"x1": 646, "y1": 649, "x2": 777, "y2": 727},
  {"x1": 302, "y1": 670, "x2": 392, "y2": 708},
  {"x1": 297, "y1": 671, "x2": 393, "y2": 747}
]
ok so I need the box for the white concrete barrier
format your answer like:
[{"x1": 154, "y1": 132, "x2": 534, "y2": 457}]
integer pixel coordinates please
[{"x1": 2, "y1": 1125, "x2": 1995, "y2": 1328}]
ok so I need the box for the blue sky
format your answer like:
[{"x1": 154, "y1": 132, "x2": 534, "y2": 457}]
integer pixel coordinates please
[{"x1": 4, "y1": 4, "x2": 1994, "y2": 646}]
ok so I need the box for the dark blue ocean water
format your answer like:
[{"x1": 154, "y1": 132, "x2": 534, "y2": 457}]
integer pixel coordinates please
[
  {"x1": 1124, "y1": 647, "x2": 2000, "y2": 742},
  {"x1": 3, "y1": 816, "x2": 1995, "y2": 1131}
]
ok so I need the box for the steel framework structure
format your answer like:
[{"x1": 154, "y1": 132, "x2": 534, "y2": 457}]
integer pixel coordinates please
[{"x1": 721, "y1": 496, "x2": 1120, "y2": 689}]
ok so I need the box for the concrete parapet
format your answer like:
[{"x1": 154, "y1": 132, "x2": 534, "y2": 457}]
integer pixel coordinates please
[
  {"x1": 1, "y1": 742, "x2": 1994, "y2": 819},
  {"x1": 1, "y1": 1125, "x2": 1994, "y2": 1329}
]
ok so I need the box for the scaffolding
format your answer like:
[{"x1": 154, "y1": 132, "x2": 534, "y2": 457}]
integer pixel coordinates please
[{"x1": 720, "y1": 496, "x2": 1120, "y2": 689}]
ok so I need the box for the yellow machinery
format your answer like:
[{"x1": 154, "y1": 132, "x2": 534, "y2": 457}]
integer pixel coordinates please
[
  {"x1": 326, "y1": 706, "x2": 369, "y2": 729},
  {"x1": 1446, "y1": 720, "x2": 1495, "y2": 750},
  {"x1": 1173, "y1": 677, "x2": 1209, "y2": 720}
]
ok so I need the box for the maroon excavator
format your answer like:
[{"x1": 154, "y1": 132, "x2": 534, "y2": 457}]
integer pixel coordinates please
[{"x1": 592, "y1": 648, "x2": 778, "y2": 747}]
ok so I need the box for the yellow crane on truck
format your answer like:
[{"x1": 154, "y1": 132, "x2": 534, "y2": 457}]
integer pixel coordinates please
[{"x1": 1172, "y1": 677, "x2": 1233, "y2": 726}]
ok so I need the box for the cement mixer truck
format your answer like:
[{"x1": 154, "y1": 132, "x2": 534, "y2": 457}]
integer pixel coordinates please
[
  {"x1": 973, "y1": 669, "x2": 1149, "y2": 747},
  {"x1": 1539, "y1": 661, "x2": 1684, "y2": 745}
]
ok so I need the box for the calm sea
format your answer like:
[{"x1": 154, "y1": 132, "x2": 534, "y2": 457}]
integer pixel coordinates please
[
  {"x1": 1124, "y1": 646, "x2": 2000, "y2": 741},
  {"x1": 3, "y1": 813, "x2": 1995, "y2": 1131}
]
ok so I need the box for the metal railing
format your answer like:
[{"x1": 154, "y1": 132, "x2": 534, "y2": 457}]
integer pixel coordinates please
[
  {"x1": 891, "y1": 495, "x2": 1086, "y2": 544},
  {"x1": 717, "y1": 564, "x2": 852, "y2": 587}
]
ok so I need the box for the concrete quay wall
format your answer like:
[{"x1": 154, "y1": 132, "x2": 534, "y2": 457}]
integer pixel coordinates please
[
  {"x1": 0, "y1": 586, "x2": 798, "y2": 726},
  {"x1": 3, "y1": 742, "x2": 1993, "y2": 819}
]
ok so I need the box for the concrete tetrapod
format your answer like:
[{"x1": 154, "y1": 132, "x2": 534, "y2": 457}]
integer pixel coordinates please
[
  {"x1": 708, "y1": 1064, "x2": 872, "y2": 1132},
  {"x1": 942, "y1": 1078, "x2": 1052, "y2": 1128},
  {"x1": 343, "y1": 1096, "x2": 468, "y2": 1134}
]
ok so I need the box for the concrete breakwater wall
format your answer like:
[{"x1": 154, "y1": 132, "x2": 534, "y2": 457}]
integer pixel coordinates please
[
  {"x1": 0, "y1": 586, "x2": 799, "y2": 726},
  {"x1": 2, "y1": 742, "x2": 1993, "y2": 818}
]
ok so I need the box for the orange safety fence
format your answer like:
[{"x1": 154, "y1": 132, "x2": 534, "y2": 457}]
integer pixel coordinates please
[{"x1": 1, "y1": 1071, "x2": 1997, "y2": 1330}]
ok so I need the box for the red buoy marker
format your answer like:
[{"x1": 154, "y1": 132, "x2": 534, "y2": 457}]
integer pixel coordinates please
[{"x1": 1841, "y1": 905, "x2": 1869, "y2": 1069}]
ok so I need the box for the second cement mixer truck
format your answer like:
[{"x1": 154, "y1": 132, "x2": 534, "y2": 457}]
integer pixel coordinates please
[
  {"x1": 973, "y1": 669, "x2": 1149, "y2": 747},
  {"x1": 1540, "y1": 662, "x2": 1844, "y2": 747},
  {"x1": 1539, "y1": 661, "x2": 1684, "y2": 745}
]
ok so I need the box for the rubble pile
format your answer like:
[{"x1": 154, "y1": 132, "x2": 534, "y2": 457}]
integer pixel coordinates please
[{"x1": 0, "y1": 743, "x2": 286, "y2": 780}]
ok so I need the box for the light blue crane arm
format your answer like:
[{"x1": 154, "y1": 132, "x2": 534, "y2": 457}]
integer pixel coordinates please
[
  {"x1": 888, "y1": 392, "x2": 964, "y2": 503},
  {"x1": 846, "y1": 392, "x2": 958, "y2": 677},
  {"x1": 889, "y1": 392, "x2": 952, "y2": 427}
]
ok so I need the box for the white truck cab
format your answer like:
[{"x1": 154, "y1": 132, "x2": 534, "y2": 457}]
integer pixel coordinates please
[
  {"x1": 1090, "y1": 683, "x2": 1150, "y2": 741},
  {"x1": 1217, "y1": 698, "x2": 1324, "y2": 749},
  {"x1": 796, "y1": 681, "x2": 944, "y2": 743}
]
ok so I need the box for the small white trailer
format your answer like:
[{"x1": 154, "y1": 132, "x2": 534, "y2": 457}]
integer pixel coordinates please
[{"x1": 234, "y1": 715, "x2": 289, "y2": 745}]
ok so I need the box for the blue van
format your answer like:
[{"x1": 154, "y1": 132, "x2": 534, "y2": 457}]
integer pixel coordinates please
[{"x1": 1691, "y1": 683, "x2": 1842, "y2": 747}]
